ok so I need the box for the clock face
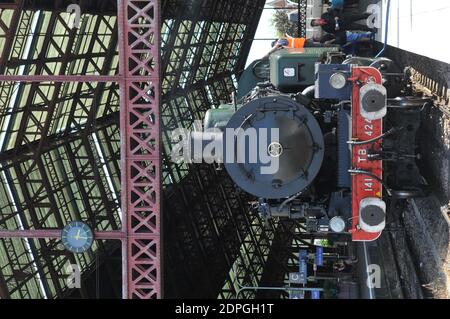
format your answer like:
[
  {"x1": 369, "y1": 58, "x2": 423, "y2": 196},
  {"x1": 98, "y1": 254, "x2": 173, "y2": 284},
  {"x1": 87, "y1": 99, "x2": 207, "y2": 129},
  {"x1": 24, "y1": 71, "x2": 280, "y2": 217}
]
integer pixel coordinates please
[{"x1": 61, "y1": 221, "x2": 94, "y2": 253}]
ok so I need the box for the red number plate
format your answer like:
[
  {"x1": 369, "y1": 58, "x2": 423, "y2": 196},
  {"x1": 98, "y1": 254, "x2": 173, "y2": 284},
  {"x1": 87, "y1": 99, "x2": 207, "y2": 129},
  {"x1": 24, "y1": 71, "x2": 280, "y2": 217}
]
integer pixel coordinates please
[{"x1": 351, "y1": 67, "x2": 383, "y2": 241}]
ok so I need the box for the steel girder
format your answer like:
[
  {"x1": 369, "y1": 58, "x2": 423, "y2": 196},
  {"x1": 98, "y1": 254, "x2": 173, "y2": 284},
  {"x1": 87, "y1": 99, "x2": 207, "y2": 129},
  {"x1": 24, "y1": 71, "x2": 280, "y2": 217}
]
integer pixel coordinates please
[
  {"x1": 117, "y1": 0, "x2": 161, "y2": 299},
  {"x1": 298, "y1": 0, "x2": 307, "y2": 38},
  {"x1": 20, "y1": 0, "x2": 118, "y2": 15}
]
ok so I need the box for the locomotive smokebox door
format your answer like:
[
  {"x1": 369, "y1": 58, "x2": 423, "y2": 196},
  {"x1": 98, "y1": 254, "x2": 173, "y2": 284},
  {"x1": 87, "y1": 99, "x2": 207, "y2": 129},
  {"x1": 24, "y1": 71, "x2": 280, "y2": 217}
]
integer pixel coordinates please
[{"x1": 223, "y1": 96, "x2": 325, "y2": 199}]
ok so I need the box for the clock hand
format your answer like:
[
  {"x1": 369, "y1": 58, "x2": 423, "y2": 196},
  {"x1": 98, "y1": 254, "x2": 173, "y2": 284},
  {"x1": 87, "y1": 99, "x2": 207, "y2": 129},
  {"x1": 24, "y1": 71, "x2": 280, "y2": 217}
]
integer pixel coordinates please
[{"x1": 75, "y1": 229, "x2": 81, "y2": 240}]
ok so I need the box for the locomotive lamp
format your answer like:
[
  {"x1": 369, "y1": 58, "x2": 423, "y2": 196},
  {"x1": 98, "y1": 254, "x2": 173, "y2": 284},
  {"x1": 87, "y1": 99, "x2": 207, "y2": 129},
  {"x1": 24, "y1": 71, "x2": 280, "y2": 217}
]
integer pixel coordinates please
[
  {"x1": 359, "y1": 198, "x2": 386, "y2": 233},
  {"x1": 329, "y1": 72, "x2": 348, "y2": 90},
  {"x1": 359, "y1": 83, "x2": 387, "y2": 120},
  {"x1": 329, "y1": 216, "x2": 347, "y2": 233}
]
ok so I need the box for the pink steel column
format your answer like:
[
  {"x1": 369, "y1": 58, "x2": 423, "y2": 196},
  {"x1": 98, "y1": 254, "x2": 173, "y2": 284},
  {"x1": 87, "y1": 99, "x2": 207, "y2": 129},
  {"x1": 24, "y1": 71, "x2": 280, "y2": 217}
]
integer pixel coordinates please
[
  {"x1": 0, "y1": 75, "x2": 121, "y2": 82},
  {"x1": 0, "y1": 230, "x2": 126, "y2": 240},
  {"x1": 117, "y1": 0, "x2": 161, "y2": 299}
]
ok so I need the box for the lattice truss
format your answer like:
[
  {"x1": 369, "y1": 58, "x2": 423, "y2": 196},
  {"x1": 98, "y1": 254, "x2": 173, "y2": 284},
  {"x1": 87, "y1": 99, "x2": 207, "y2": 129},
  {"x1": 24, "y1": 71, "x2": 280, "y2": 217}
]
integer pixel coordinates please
[
  {"x1": 298, "y1": 0, "x2": 307, "y2": 38},
  {"x1": 0, "y1": 0, "x2": 122, "y2": 299}
]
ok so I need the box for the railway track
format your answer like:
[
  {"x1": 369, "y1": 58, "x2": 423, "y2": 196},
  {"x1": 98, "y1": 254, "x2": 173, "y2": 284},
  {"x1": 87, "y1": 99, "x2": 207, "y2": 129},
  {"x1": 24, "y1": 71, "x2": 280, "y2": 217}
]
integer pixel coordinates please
[
  {"x1": 359, "y1": 196, "x2": 450, "y2": 299},
  {"x1": 410, "y1": 68, "x2": 450, "y2": 118},
  {"x1": 409, "y1": 67, "x2": 450, "y2": 223},
  {"x1": 357, "y1": 220, "x2": 422, "y2": 299},
  {"x1": 402, "y1": 198, "x2": 450, "y2": 298}
]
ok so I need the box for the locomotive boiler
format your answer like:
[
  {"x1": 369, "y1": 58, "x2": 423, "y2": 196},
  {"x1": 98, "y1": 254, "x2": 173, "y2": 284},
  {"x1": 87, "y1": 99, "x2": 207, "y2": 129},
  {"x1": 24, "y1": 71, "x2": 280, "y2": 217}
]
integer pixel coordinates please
[{"x1": 182, "y1": 47, "x2": 429, "y2": 241}]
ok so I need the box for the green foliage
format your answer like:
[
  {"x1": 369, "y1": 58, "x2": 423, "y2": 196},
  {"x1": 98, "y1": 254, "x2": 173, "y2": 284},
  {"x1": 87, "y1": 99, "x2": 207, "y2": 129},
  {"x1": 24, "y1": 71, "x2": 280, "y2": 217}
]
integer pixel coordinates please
[
  {"x1": 271, "y1": 10, "x2": 297, "y2": 38},
  {"x1": 318, "y1": 239, "x2": 330, "y2": 247}
]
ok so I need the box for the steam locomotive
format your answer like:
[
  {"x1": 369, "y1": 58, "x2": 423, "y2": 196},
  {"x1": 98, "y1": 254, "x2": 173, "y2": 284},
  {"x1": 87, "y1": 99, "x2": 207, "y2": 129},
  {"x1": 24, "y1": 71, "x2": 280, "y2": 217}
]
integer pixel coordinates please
[{"x1": 183, "y1": 47, "x2": 430, "y2": 241}]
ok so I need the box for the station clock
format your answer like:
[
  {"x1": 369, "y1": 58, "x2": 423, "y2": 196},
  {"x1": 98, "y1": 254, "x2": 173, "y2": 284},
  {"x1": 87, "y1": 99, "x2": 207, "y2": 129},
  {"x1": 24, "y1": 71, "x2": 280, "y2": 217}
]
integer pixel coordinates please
[{"x1": 61, "y1": 221, "x2": 94, "y2": 254}]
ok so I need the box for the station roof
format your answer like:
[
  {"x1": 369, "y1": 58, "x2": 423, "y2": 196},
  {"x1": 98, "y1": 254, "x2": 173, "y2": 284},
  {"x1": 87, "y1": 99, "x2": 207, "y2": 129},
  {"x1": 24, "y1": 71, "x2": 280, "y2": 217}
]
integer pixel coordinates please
[
  {"x1": 0, "y1": 0, "x2": 121, "y2": 298},
  {"x1": 0, "y1": 0, "x2": 272, "y2": 299}
]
